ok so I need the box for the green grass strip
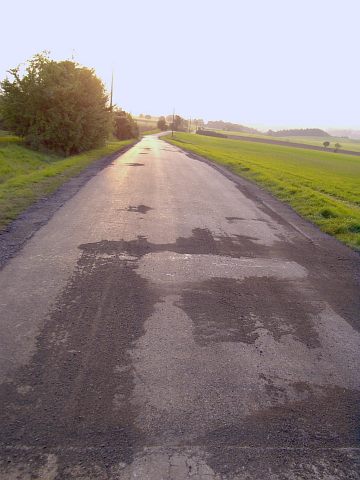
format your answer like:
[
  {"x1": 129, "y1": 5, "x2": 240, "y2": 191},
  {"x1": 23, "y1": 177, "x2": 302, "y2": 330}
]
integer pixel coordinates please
[
  {"x1": 0, "y1": 139, "x2": 135, "y2": 230},
  {"x1": 165, "y1": 133, "x2": 360, "y2": 250}
]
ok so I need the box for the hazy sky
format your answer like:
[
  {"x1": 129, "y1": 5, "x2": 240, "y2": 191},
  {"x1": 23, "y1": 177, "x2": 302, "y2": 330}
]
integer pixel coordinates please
[{"x1": 1, "y1": 0, "x2": 359, "y2": 130}]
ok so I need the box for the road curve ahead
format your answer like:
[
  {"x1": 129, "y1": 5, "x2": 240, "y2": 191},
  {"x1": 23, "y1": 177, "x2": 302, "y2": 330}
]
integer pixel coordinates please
[{"x1": 0, "y1": 134, "x2": 359, "y2": 479}]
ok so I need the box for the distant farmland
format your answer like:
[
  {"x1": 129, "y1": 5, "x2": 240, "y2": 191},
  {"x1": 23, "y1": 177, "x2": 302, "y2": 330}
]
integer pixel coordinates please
[
  {"x1": 165, "y1": 133, "x2": 360, "y2": 250},
  {"x1": 212, "y1": 129, "x2": 360, "y2": 153}
]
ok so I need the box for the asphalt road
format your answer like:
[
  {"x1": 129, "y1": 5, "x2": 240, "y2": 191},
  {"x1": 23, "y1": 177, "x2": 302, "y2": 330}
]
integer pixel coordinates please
[{"x1": 0, "y1": 134, "x2": 359, "y2": 479}]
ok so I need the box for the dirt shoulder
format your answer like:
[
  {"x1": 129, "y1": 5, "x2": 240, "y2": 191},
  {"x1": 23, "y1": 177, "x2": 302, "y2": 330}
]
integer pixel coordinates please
[{"x1": 0, "y1": 142, "x2": 136, "y2": 270}]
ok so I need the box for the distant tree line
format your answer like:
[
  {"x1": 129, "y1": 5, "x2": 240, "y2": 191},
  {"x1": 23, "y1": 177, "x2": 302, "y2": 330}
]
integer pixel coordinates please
[
  {"x1": 171, "y1": 115, "x2": 188, "y2": 132},
  {"x1": 159, "y1": 115, "x2": 189, "y2": 132},
  {"x1": 196, "y1": 129, "x2": 227, "y2": 138},
  {"x1": 155, "y1": 115, "x2": 205, "y2": 132},
  {"x1": 328, "y1": 129, "x2": 360, "y2": 140},
  {"x1": 206, "y1": 120, "x2": 260, "y2": 134},
  {"x1": 0, "y1": 53, "x2": 139, "y2": 156},
  {"x1": 267, "y1": 128, "x2": 330, "y2": 137}
]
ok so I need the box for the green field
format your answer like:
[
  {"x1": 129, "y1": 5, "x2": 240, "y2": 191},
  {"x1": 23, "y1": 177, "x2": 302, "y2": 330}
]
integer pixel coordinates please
[
  {"x1": 165, "y1": 133, "x2": 360, "y2": 250},
  {"x1": 0, "y1": 137, "x2": 135, "y2": 230},
  {"x1": 214, "y1": 129, "x2": 360, "y2": 153}
]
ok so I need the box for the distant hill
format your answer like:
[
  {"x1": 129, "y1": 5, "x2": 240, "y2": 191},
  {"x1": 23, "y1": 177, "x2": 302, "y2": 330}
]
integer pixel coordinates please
[
  {"x1": 267, "y1": 128, "x2": 330, "y2": 137},
  {"x1": 206, "y1": 120, "x2": 260, "y2": 134},
  {"x1": 328, "y1": 129, "x2": 360, "y2": 140}
]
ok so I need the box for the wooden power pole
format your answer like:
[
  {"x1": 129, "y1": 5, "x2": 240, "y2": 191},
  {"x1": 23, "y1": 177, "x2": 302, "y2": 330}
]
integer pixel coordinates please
[
  {"x1": 172, "y1": 108, "x2": 175, "y2": 137},
  {"x1": 110, "y1": 71, "x2": 114, "y2": 112}
]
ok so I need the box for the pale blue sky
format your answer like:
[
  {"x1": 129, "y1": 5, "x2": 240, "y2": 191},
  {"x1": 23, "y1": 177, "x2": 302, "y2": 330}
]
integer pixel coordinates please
[{"x1": 1, "y1": 0, "x2": 359, "y2": 130}]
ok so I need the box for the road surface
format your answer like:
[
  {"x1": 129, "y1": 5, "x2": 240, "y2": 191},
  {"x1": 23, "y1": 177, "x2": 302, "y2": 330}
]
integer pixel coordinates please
[{"x1": 0, "y1": 134, "x2": 359, "y2": 479}]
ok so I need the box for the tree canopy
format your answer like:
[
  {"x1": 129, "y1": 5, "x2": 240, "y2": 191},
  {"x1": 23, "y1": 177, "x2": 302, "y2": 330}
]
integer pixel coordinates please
[
  {"x1": 157, "y1": 116, "x2": 168, "y2": 131},
  {"x1": 207, "y1": 120, "x2": 259, "y2": 134},
  {"x1": 268, "y1": 128, "x2": 330, "y2": 137},
  {"x1": 170, "y1": 115, "x2": 187, "y2": 132},
  {"x1": 0, "y1": 53, "x2": 111, "y2": 155},
  {"x1": 113, "y1": 109, "x2": 139, "y2": 140}
]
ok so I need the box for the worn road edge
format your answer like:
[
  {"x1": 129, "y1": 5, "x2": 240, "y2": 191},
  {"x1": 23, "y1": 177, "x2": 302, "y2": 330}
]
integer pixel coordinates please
[
  {"x1": 0, "y1": 141, "x2": 137, "y2": 270},
  {"x1": 163, "y1": 137, "x2": 360, "y2": 262}
]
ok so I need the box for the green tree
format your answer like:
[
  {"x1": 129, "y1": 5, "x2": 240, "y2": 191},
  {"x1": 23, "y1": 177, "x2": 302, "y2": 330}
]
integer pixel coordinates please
[
  {"x1": 334, "y1": 142, "x2": 341, "y2": 152},
  {"x1": 113, "y1": 109, "x2": 139, "y2": 140},
  {"x1": 157, "y1": 116, "x2": 168, "y2": 131},
  {"x1": 323, "y1": 141, "x2": 330, "y2": 149},
  {"x1": 194, "y1": 119, "x2": 204, "y2": 130},
  {"x1": 0, "y1": 110, "x2": 5, "y2": 131},
  {"x1": 171, "y1": 115, "x2": 186, "y2": 131},
  {"x1": 0, "y1": 53, "x2": 111, "y2": 155}
]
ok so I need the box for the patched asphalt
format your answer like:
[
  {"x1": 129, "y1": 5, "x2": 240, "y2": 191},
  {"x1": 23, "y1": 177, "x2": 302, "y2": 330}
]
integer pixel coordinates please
[{"x1": 0, "y1": 134, "x2": 359, "y2": 479}]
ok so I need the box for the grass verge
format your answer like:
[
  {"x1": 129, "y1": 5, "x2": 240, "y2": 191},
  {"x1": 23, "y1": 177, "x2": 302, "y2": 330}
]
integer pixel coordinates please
[
  {"x1": 141, "y1": 129, "x2": 161, "y2": 136},
  {"x1": 164, "y1": 133, "x2": 360, "y2": 250},
  {"x1": 0, "y1": 131, "x2": 22, "y2": 143},
  {"x1": 0, "y1": 139, "x2": 135, "y2": 230}
]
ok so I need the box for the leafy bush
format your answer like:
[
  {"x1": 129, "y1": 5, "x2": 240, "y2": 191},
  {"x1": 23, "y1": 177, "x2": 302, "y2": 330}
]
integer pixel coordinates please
[
  {"x1": 320, "y1": 208, "x2": 337, "y2": 219},
  {"x1": 113, "y1": 110, "x2": 139, "y2": 140},
  {"x1": 0, "y1": 53, "x2": 111, "y2": 156}
]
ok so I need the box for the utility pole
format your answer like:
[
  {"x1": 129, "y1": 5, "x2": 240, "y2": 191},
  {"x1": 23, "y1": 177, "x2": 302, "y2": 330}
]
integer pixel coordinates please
[
  {"x1": 110, "y1": 71, "x2": 114, "y2": 112},
  {"x1": 172, "y1": 107, "x2": 175, "y2": 137}
]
